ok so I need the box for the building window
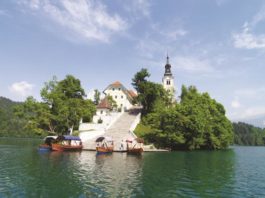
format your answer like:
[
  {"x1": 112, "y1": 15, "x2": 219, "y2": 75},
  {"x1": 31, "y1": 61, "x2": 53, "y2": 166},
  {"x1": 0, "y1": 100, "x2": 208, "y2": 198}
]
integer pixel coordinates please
[
  {"x1": 119, "y1": 88, "x2": 121, "y2": 91},
  {"x1": 100, "y1": 110, "x2": 103, "y2": 114},
  {"x1": 167, "y1": 80, "x2": 170, "y2": 85},
  {"x1": 121, "y1": 95, "x2": 123, "y2": 99},
  {"x1": 115, "y1": 95, "x2": 117, "y2": 99},
  {"x1": 112, "y1": 88, "x2": 115, "y2": 91}
]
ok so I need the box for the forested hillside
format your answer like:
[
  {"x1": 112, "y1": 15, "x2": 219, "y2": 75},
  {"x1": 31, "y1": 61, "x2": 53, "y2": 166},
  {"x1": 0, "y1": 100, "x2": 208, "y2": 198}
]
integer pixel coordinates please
[
  {"x1": 233, "y1": 122, "x2": 265, "y2": 146},
  {"x1": 0, "y1": 97, "x2": 32, "y2": 137}
]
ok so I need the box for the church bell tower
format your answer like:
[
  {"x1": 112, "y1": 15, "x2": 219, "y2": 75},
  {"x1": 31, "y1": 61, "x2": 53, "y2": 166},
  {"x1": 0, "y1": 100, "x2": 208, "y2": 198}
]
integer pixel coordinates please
[{"x1": 162, "y1": 55, "x2": 175, "y2": 97}]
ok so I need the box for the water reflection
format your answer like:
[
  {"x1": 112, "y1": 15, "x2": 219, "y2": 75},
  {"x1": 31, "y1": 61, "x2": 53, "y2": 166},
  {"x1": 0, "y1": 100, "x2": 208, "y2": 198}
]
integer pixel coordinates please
[
  {"x1": 141, "y1": 149, "x2": 236, "y2": 197},
  {"x1": 5, "y1": 138, "x2": 265, "y2": 198},
  {"x1": 78, "y1": 152, "x2": 144, "y2": 197}
]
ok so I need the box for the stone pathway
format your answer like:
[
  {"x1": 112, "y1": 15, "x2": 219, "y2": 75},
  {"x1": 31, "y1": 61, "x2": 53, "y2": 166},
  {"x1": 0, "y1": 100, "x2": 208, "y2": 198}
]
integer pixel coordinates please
[{"x1": 83, "y1": 108, "x2": 141, "y2": 151}]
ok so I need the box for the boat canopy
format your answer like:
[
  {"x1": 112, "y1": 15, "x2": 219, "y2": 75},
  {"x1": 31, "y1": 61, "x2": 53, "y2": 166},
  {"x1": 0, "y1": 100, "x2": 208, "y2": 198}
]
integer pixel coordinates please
[
  {"x1": 95, "y1": 136, "x2": 113, "y2": 142},
  {"x1": 57, "y1": 135, "x2": 81, "y2": 141},
  {"x1": 126, "y1": 138, "x2": 144, "y2": 143}
]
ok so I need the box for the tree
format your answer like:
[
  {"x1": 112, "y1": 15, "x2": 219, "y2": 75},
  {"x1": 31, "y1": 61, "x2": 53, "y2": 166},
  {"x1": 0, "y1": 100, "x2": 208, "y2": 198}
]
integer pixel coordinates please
[
  {"x1": 233, "y1": 122, "x2": 265, "y2": 146},
  {"x1": 178, "y1": 86, "x2": 233, "y2": 149},
  {"x1": 106, "y1": 95, "x2": 117, "y2": 110},
  {"x1": 15, "y1": 75, "x2": 96, "y2": 135},
  {"x1": 132, "y1": 68, "x2": 171, "y2": 115},
  {"x1": 94, "y1": 89, "x2": 101, "y2": 105},
  {"x1": 135, "y1": 84, "x2": 234, "y2": 150},
  {"x1": 132, "y1": 68, "x2": 150, "y2": 92}
]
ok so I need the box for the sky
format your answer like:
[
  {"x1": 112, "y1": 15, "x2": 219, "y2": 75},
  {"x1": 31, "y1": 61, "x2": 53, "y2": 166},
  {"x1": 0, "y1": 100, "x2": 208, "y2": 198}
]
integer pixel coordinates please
[{"x1": 1, "y1": 0, "x2": 265, "y2": 127}]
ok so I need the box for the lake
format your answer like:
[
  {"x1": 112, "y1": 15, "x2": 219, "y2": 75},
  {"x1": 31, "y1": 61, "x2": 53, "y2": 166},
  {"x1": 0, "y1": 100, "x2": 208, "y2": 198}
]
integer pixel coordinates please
[{"x1": 0, "y1": 138, "x2": 265, "y2": 197}]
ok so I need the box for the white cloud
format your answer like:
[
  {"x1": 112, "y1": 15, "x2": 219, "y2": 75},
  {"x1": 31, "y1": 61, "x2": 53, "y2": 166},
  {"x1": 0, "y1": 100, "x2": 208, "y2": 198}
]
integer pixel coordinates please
[
  {"x1": 229, "y1": 105, "x2": 265, "y2": 121},
  {"x1": 19, "y1": 0, "x2": 127, "y2": 43},
  {"x1": 233, "y1": 27, "x2": 265, "y2": 49},
  {"x1": 233, "y1": 5, "x2": 265, "y2": 49},
  {"x1": 122, "y1": 0, "x2": 151, "y2": 19},
  {"x1": 240, "y1": 107, "x2": 265, "y2": 120},
  {"x1": 231, "y1": 99, "x2": 240, "y2": 108},
  {"x1": 235, "y1": 87, "x2": 265, "y2": 99},
  {"x1": 9, "y1": 81, "x2": 34, "y2": 98},
  {"x1": 173, "y1": 56, "x2": 214, "y2": 73},
  {"x1": 131, "y1": 0, "x2": 151, "y2": 17},
  {"x1": 250, "y1": 5, "x2": 265, "y2": 27},
  {"x1": 136, "y1": 39, "x2": 166, "y2": 59},
  {"x1": 151, "y1": 22, "x2": 188, "y2": 42}
]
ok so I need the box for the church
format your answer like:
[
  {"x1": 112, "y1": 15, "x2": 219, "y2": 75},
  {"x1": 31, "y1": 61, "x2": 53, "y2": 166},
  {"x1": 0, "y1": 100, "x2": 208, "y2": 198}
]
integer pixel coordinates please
[
  {"x1": 97, "y1": 55, "x2": 175, "y2": 113},
  {"x1": 79, "y1": 56, "x2": 175, "y2": 145},
  {"x1": 97, "y1": 55, "x2": 175, "y2": 114}
]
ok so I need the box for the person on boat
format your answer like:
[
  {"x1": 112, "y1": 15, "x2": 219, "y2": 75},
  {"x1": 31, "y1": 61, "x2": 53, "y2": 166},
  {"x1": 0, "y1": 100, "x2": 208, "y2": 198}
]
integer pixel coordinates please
[{"x1": 121, "y1": 140, "x2": 124, "y2": 151}]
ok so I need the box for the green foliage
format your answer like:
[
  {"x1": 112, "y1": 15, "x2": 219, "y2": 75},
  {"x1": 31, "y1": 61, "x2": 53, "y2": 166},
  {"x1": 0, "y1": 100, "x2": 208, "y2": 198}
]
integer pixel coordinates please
[
  {"x1": 132, "y1": 68, "x2": 171, "y2": 115},
  {"x1": 134, "y1": 123, "x2": 153, "y2": 141},
  {"x1": 233, "y1": 122, "x2": 265, "y2": 146},
  {"x1": 94, "y1": 89, "x2": 101, "y2": 105},
  {"x1": 106, "y1": 95, "x2": 117, "y2": 110},
  {"x1": 133, "y1": 74, "x2": 234, "y2": 150},
  {"x1": 14, "y1": 75, "x2": 96, "y2": 135},
  {"x1": 132, "y1": 68, "x2": 150, "y2": 92},
  {"x1": 0, "y1": 97, "x2": 39, "y2": 137}
]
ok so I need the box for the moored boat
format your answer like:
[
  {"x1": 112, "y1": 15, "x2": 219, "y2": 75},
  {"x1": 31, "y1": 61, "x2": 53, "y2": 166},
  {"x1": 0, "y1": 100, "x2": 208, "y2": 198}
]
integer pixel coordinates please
[
  {"x1": 38, "y1": 136, "x2": 57, "y2": 151},
  {"x1": 126, "y1": 138, "x2": 144, "y2": 155},
  {"x1": 51, "y1": 135, "x2": 83, "y2": 151},
  {"x1": 95, "y1": 136, "x2": 114, "y2": 154}
]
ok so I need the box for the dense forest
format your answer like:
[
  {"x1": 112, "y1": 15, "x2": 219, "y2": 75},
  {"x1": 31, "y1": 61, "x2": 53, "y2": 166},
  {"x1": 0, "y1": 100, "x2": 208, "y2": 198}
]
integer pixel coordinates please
[
  {"x1": 0, "y1": 97, "x2": 32, "y2": 137},
  {"x1": 233, "y1": 122, "x2": 265, "y2": 146}
]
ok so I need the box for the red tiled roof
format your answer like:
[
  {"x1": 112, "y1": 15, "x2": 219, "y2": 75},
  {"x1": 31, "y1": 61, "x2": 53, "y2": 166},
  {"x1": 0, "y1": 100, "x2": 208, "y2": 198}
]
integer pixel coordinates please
[
  {"x1": 97, "y1": 97, "x2": 112, "y2": 109},
  {"x1": 128, "y1": 90, "x2": 137, "y2": 98},
  {"x1": 111, "y1": 81, "x2": 122, "y2": 87}
]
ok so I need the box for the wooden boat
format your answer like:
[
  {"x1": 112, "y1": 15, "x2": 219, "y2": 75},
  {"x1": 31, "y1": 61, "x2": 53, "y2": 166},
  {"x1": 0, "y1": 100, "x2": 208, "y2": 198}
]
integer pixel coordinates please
[
  {"x1": 126, "y1": 138, "x2": 144, "y2": 155},
  {"x1": 51, "y1": 135, "x2": 83, "y2": 151},
  {"x1": 38, "y1": 136, "x2": 57, "y2": 151},
  {"x1": 95, "y1": 136, "x2": 114, "y2": 154},
  {"x1": 127, "y1": 147, "x2": 144, "y2": 154}
]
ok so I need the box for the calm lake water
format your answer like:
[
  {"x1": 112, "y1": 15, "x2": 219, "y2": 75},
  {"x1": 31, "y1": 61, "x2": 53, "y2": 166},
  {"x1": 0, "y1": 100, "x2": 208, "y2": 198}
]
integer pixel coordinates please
[{"x1": 1, "y1": 138, "x2": 265, "y2": 197}]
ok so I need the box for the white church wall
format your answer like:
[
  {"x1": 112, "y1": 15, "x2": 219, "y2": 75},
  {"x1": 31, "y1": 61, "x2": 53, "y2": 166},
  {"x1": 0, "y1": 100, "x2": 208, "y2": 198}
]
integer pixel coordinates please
[{"x1": 104, "y1": 88, "x2": 133, "y2": 111}]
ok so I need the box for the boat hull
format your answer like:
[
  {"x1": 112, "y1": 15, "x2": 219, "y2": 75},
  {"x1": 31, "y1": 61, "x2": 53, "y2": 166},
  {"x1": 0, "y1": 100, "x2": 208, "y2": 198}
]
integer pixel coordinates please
[
  {"x1": 96, "y1": 146, "x2": 113, "y2": 154},
  {"x1": 127, "y1": 148, "x2": 143, "y2": 155},
  {"x1": 51, "y1": 144, "x2": 83, "y2": 152},
  {"x1": 38, "y1": 144, "x2": 51, "y2": 151}
]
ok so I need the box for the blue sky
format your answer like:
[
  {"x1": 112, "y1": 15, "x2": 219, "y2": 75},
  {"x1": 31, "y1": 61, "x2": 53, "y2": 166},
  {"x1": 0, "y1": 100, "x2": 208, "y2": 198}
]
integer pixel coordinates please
[{"x1": 1, "y1": 0, "x2": 265, "y2": 126}]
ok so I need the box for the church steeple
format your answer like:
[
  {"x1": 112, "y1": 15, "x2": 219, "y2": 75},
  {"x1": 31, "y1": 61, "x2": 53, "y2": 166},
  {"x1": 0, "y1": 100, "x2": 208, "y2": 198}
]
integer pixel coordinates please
[
  {"x1": 164, "y1": 55, "x2": 172, "y2": 76},
  {"x1": 162, "y1": 55, "x2": 175, "y2": 99}
]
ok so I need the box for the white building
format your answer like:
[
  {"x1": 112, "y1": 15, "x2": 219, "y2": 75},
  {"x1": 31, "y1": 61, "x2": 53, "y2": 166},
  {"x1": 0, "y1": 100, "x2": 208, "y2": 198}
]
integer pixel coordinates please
[
  {"x1": 79, "y1": 82, "x2": 137, "y2": 143},
  {"x1": 103, "y1": 81, "x2": 136, "y2": 112}
]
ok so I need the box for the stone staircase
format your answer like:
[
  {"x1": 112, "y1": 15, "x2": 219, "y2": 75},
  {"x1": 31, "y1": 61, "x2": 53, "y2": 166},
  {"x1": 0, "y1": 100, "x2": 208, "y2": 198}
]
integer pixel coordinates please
[{"x1": 82, "y1": 107, "x2": 141, "y2": 151}]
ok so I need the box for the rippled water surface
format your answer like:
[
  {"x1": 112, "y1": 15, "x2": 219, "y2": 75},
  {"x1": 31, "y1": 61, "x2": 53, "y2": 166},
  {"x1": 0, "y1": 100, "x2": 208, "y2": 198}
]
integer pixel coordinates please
[{"x1": 1, "y1": 138, "x2": 265, "y2": 197}]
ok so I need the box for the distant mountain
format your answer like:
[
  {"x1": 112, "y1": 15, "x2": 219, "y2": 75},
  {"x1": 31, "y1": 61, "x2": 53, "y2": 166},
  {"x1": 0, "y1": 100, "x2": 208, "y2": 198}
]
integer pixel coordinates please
[
  {"x1": 233, "y1": 122, "x2": 265, "y2": 146},
  {"x1": 0, "y1": 96, "x2": 28, "y2": 137},
  {"x1": 0, "y1": 96, "x2": 21, "y2": 116}
]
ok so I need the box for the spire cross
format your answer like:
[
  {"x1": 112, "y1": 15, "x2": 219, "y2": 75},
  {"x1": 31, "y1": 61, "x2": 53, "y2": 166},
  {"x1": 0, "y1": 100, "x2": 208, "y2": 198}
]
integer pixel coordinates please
[{"x1": 166, "y1": 54, "x2": 169, "y2": 64}]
